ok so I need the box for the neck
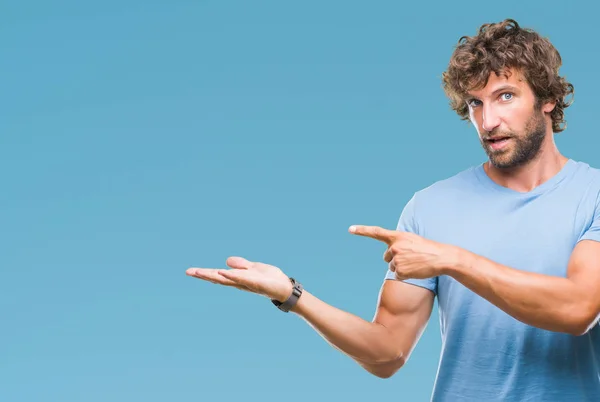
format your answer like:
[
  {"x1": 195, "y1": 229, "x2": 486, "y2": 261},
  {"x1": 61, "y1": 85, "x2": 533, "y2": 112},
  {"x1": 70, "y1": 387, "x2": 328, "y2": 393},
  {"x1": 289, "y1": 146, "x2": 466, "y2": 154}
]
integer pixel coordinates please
[{"x1": 484, "y1": 135, "x2": 568, "y2": 193}]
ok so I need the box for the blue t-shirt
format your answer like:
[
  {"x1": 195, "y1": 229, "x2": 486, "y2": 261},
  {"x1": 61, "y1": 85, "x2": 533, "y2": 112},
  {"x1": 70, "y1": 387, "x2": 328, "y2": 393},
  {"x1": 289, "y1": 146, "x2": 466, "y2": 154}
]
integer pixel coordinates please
[{"x1": 385, "y1": 159, "x2": 600, "y2": 401}]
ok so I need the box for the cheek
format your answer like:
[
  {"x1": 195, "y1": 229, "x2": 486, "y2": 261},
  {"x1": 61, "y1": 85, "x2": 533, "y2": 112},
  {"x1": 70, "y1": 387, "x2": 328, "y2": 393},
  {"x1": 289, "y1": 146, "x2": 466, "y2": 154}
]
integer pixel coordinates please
[
  {"x1": 469, "y1": 112, "x2": 484, "y2": 135},
  {"x1": 468, "y1": 107, "x2": 476, "y2": 122},
  {"x1": 503, "y1": 103, "x2": 530, "y2": 129},
  {"x1": 468, "y1": 110, "x2": 476, "y2": 125}
]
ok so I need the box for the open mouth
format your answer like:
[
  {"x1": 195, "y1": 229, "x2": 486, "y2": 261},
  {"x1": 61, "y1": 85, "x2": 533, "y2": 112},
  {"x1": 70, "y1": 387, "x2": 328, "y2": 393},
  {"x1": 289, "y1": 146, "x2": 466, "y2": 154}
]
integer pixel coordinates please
[
  {"x1": 486, "y1": 137, "x2": 511, "y2": 150},
  {"x1": 486, "y1": 136, "x2": 510, "y2": 143}
]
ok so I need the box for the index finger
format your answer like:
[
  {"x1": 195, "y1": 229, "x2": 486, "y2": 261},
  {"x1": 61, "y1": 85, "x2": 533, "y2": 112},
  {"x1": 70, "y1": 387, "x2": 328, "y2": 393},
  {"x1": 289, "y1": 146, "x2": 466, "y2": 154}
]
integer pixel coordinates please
[{"x1": 349, "y1": 225, "x2": 399, "y2": 245}]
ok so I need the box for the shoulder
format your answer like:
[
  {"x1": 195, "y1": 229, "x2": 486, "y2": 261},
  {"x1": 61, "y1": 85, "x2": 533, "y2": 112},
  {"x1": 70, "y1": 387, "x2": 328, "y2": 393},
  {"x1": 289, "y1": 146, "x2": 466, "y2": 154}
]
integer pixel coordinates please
[
  {"x1": 398, "y1": 166, "x2": 481, "y2": 235},
  {"x1": 567, "y1": 160, "x2": 600, "y2": 198},
  {"x1": 570, "y1": 161, "x2": 600, "y2": 216},
  {"x1": 570, "y1": 160, "x2": 600, "y2": 181},
  {"x1": 411, "y1": 165, "x2": 481, "y2": 205}
]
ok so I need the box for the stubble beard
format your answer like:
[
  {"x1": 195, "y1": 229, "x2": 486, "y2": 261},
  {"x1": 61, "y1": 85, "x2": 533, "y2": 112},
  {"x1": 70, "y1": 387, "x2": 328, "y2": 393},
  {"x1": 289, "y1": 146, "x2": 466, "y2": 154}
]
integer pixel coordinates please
[{"x1": 482, "y1": 109, "x2": 548, "y2": 169}]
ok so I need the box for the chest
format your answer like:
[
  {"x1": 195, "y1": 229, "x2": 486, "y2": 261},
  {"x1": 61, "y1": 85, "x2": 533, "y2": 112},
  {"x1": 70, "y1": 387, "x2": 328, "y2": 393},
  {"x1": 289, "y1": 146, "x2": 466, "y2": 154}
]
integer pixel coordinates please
[{"x1": 422, "y1": 190, "x2": 595, "y2": 277}]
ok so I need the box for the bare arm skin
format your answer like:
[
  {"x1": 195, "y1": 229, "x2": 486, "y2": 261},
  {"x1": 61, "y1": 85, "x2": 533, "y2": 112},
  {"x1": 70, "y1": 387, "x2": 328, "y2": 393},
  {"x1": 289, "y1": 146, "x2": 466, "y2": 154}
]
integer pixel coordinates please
[
  {"x1": 291, "y1": 280, "x2": 434, "y2": 378},
  {"x1": 447, "y1": 239, "x2": 600, "y2": 336},
  {"x1": 187, "y1": 256, "x2": 435, "y2": 379},
  {"x1": 350, "y1": 225, "x2": 600, "y2": 337}
]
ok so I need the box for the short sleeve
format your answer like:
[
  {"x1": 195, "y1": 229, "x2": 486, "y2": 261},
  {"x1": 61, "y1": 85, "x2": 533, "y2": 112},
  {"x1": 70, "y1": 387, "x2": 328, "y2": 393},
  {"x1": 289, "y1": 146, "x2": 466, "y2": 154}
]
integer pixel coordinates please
[
  {"x1": 578, "y1": 190, "x2": 600, "y2": 243},
  {"x1": 384, "y1": 193, "x2": 438, "y2": 295}
]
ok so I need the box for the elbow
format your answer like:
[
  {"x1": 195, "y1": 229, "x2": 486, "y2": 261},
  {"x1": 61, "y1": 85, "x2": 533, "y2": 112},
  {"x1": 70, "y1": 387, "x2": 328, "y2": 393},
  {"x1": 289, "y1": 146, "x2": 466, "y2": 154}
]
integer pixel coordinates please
[
  {"x1": 567, "y1": 323, "x2": 592, "y2": 337},
  {"x1": 372, "y1": 370, "x2": 396, "y2": 379},
  {"x1": 372, "y1": 366, "x2": 402, "y2": 379},
  {"x1": 567, "y1": 319, "x2": 597, "y2": 337},
  {"x1": 565, "y1": 305, "x2": 599, "y2": 336},
  {"x1": 363, "y1": 356, "x2": 406, "y2": 379}
]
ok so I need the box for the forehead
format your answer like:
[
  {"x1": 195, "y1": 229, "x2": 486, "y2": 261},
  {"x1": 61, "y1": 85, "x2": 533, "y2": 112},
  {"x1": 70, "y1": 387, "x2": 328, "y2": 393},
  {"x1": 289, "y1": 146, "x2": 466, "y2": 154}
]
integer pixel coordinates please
[{"x1": 467, "y1": 69, "x2": 528, "y2": 98}]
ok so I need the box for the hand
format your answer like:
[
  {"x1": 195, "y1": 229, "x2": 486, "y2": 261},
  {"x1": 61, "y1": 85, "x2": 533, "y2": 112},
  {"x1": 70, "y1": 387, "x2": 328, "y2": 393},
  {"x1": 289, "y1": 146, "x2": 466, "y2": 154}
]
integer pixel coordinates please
[
  {"x1": 349, "y1": 225, "x2": 455, "y2": 280},
  {"x1": 186, "y1": 256, "x2": 294, "y2": 302}
]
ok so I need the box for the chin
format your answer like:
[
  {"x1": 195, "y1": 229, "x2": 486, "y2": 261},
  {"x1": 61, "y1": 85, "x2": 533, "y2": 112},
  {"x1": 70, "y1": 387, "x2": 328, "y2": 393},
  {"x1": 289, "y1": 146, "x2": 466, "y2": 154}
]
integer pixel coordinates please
[{"x1": 488, "y1": 153, "x2": 516, "y2": 169}]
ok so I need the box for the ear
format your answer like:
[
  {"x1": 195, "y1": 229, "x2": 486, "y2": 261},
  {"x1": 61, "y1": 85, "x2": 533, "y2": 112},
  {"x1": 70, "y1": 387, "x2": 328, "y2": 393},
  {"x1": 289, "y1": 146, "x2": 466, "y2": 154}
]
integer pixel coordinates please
[{"x1": 542, "y1": 100, "x2": 556, "y2": 114}]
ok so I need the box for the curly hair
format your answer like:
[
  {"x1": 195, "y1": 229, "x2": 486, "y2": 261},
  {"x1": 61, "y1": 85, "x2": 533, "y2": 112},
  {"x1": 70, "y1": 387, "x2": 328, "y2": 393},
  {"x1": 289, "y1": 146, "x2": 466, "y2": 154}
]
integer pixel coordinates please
[{"x1": 442, "y1": 19, "x2": 574, "y2": 133}]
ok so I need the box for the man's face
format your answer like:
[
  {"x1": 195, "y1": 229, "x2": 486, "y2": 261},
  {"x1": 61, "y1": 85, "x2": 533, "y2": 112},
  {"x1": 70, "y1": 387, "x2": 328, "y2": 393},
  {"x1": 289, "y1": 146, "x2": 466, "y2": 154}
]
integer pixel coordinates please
[{"x1": 466, "y1": 69, "x2": 554, "y2": 169}]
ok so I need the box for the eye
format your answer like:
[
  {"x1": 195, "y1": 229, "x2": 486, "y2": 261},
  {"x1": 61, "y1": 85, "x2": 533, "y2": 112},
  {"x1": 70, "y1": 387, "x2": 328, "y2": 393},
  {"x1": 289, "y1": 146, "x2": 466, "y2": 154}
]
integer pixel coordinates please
[
  {"x1": 500, "y1": 93, "x2": 513, "y2": 101},
  {"x1": 467, "y1": 99, "x2": 482, "y2": 107}
]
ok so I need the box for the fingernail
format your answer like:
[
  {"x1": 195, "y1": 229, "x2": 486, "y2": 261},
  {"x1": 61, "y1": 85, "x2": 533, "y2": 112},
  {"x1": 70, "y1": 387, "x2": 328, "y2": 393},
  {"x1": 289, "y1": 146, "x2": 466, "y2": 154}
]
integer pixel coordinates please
[{"x1": 349, "y1": 226, "x2": 356, "y2": 233}]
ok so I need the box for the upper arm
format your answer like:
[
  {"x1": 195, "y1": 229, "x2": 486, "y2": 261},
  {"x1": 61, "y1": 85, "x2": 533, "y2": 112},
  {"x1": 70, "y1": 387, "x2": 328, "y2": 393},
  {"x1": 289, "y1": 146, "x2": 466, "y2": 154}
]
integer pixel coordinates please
[
  {"x1": 370, "y1": 191, "x2": 435, "y2": 370},
  {"x1": 372, "y1": 280, "x2": 435, "y2": 367},
  {"x1": 567, "y1": 239, "x2": 600, "y2": 331},
  {"x1": 568, "y1": 184, "x2": 600, "y2": 332}
]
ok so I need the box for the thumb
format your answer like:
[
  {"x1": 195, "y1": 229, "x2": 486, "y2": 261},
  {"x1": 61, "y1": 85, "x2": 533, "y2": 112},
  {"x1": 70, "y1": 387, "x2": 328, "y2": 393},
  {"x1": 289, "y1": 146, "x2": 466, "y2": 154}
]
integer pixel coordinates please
[{"x1": 226, "y1": 256, "x2": 253, "y2": 270}]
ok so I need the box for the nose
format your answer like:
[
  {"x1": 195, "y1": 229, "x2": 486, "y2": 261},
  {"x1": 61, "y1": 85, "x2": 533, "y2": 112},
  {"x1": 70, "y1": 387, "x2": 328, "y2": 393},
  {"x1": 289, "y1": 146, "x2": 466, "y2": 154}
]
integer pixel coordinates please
[{"x1": 482, "y1": 104, "x2": 501, "y2": 132}]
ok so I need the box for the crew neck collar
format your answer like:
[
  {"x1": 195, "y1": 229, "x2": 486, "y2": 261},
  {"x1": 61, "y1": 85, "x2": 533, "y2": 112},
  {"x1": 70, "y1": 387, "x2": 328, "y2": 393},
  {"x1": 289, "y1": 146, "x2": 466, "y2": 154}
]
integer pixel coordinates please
[{"x1": 474, "y1": 159, "x2": 576, "y2": 196}]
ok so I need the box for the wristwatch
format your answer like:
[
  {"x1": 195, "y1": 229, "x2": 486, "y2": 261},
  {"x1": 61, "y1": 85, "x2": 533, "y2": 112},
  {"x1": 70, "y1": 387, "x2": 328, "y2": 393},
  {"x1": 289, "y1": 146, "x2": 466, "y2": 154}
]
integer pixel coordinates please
[{"x1": 271, "y1": 277, "x2": 303, "y2": 312}]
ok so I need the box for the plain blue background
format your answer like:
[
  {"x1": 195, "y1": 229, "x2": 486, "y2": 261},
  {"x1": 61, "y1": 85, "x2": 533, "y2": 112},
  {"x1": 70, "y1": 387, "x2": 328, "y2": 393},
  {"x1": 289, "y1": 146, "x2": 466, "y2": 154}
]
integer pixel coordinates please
[{"x1": 3, "y1": 1, "x2": 599, "y2": 401}]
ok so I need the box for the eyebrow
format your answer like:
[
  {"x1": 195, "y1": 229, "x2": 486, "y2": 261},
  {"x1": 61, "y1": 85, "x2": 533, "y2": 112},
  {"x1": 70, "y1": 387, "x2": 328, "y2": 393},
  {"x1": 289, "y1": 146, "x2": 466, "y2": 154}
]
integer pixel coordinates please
[{"x1": 490, "y1": 84, "x2": 520, "y2": 96}]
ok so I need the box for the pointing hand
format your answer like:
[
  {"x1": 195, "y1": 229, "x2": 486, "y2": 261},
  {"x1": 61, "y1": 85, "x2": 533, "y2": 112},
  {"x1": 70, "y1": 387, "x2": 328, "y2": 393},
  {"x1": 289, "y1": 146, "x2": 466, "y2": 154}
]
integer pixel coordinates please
[{"x1": 349, "y1": 225, "x2": 456, "y2": 280}]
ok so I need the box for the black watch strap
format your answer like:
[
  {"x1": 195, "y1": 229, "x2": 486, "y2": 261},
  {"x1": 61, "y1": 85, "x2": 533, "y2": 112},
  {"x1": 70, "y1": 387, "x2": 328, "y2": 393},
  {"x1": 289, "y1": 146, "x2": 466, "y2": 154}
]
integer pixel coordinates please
[{"x1": 271, "y1": 277, "x2": 303, "y2": 312}]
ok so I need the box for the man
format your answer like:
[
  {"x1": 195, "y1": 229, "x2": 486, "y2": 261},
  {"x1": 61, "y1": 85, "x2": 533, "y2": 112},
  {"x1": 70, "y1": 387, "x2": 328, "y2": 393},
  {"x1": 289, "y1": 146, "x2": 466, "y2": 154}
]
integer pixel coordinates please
[{"x1": 187, "y1": 19, "x2": 600, "y2": 401}]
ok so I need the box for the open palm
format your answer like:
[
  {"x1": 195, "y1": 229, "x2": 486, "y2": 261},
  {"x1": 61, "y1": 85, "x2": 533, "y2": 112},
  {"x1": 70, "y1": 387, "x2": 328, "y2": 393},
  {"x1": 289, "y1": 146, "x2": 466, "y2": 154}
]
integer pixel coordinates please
[{"x1": 186, "y1": 256, "x2": 293, "y2": 302}]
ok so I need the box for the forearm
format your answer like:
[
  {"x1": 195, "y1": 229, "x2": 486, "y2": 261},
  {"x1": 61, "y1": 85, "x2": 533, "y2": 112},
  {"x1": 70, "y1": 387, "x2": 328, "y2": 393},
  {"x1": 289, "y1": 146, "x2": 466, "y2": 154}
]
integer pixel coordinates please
[
  {"x1": 448, "y1": 250, "x2": 594, "y2": 335},
  {"x1": 290, "y1": 291, "x2": 405, "y2": 367}
]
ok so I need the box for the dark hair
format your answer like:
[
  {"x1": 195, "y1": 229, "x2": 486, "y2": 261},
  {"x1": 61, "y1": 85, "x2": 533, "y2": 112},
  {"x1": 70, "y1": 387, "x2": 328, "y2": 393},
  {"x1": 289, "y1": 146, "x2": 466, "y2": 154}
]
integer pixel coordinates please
[{"x1": 442, "y1": 19, "x2": 574, "y2": 133}]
